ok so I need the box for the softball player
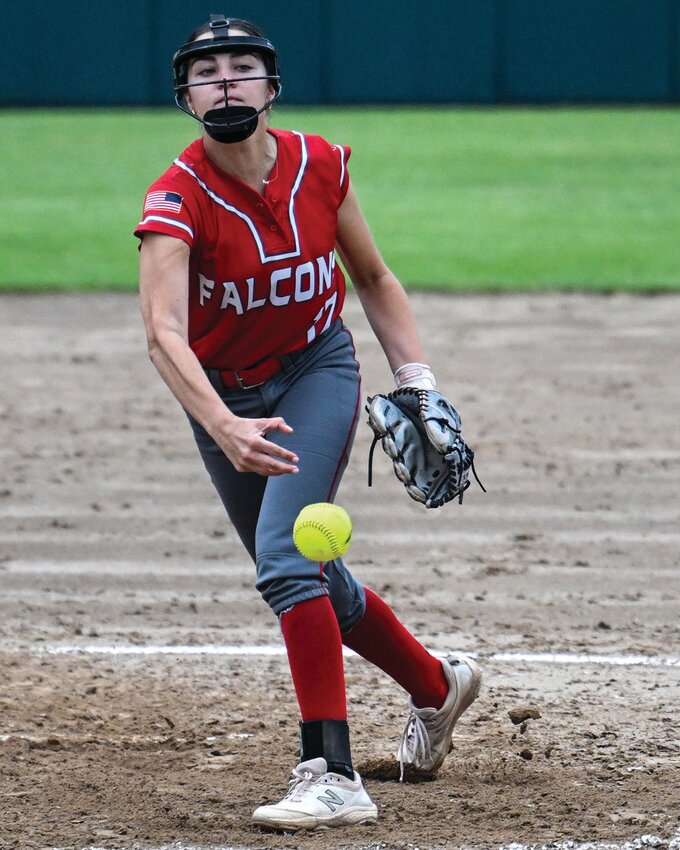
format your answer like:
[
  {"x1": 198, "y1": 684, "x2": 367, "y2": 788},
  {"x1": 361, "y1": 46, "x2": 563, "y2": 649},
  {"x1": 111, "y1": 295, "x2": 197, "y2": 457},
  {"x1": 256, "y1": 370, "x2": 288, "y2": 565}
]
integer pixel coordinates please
[{"x1": 136, "y1": 14, "x2": 481, "y2": 832}]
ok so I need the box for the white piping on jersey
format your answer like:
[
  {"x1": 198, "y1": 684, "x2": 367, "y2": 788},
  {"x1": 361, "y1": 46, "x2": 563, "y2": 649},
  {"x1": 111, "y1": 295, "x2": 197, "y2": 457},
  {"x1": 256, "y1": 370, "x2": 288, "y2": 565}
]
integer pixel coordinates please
[
  {"x1": 173, "y1": 131, "x2": 309, "y2": 265},
  {"x1": 138, "y1": 215, "x2": 194, "y2": 239},
  {"x1": 337, "y1": 145, "x2": 346, "y2": 188}
]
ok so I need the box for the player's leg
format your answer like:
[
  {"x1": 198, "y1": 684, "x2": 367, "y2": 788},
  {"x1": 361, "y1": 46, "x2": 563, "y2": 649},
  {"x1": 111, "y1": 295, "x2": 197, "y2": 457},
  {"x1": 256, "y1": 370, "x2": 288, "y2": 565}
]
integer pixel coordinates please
[
  {"x1": 188, "y1": 357, "x2": 359, "y2": 772},
  {"x1": 189, "y1": 368, "x2": 375, "y2": 827},
  {"x1": 343, "y1": 587, "x2": 481, "y2": 777},
  {"x1": 252, "y1": 323, "x2": 376, "y2": 828},
  {"x1": 255, "y1": 320, "x2": 361, "y2": 741},
  {"x1": 343, "y1": 587, "x2": 449, "y2": 705},
  {"x1": 253, "y1": 321, "x2": 365, "y2": 629}
]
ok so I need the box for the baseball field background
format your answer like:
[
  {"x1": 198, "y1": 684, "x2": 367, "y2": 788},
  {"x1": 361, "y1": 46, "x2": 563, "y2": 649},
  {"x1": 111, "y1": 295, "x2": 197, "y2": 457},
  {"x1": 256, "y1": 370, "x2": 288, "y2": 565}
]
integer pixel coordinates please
[{"x1": 1, "y1": 106, "x2": 680, "y2": 291}]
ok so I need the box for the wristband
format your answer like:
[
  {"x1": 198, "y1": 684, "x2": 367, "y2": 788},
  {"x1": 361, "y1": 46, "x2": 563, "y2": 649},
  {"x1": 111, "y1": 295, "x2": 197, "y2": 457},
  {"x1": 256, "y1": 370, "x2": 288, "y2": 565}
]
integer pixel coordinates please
[{"x1": 393, "y1": 362, "x2": 437, "y2": 390}]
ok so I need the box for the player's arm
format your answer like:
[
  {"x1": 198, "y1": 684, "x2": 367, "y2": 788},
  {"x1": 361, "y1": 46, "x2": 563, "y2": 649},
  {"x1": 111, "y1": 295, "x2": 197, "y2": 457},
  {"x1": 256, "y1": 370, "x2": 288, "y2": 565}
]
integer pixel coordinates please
[
  {"x1": 139, "y1": 232, "x2": 298, "y2": 475},
  {"x1": 335, "y1": 181, "x2": 428, "y2": 372}
]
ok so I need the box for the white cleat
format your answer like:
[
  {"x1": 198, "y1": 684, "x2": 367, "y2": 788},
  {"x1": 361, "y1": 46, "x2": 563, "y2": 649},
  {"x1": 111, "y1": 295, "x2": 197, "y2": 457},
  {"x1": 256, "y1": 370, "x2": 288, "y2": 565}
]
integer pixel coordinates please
[
  {"x1": 252, "y1": 757, "x2": 378, "y2": 831},
  {"x1": 397, "y1": 653, "x2": 482, "y2": 779}
]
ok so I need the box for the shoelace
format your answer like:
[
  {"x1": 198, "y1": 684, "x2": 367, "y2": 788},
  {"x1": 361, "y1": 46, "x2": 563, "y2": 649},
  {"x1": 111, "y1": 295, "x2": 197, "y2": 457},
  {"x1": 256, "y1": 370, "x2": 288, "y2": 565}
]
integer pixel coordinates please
[
  {"x1": 283, "y1": 767, "x2": 317, "y2": 801},
  {"x1": 398, "y1": 711, "x2": 432, "y2": 782}
]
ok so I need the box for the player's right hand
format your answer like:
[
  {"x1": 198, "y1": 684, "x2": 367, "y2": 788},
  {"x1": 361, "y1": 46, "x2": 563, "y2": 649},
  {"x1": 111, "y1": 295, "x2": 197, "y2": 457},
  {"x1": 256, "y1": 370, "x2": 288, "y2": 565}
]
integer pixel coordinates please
[{"x1": 214, "y1": 416, "x2": 299, "y2": 476}]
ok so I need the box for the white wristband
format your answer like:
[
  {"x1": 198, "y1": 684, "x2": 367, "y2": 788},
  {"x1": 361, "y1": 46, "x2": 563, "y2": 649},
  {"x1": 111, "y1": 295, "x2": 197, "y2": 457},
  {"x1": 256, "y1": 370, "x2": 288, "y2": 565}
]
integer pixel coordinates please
[{"x1": 393, "y1": 362, "x2": 437, "y2": 390}]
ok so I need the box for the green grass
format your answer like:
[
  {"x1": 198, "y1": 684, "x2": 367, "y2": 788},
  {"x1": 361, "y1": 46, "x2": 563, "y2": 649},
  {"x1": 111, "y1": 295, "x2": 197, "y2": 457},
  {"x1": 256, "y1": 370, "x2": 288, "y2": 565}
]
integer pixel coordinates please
[{"x1": 1, "y1": 106, "x2": 679, "y2": 291}]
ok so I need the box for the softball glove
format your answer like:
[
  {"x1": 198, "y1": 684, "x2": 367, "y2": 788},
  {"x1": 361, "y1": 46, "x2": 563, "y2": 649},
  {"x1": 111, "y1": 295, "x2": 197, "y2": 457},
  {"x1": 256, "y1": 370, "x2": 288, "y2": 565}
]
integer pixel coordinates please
[{"x1": 366, "y1": 388, "x2": 484, "y2": 509}]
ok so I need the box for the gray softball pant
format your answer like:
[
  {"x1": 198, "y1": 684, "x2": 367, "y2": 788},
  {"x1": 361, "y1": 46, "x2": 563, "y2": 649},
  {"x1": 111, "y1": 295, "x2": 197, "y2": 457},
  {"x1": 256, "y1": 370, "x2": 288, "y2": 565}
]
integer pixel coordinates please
[{"x1": 187, "y1": 320, "x2": 367, "y2": 633}]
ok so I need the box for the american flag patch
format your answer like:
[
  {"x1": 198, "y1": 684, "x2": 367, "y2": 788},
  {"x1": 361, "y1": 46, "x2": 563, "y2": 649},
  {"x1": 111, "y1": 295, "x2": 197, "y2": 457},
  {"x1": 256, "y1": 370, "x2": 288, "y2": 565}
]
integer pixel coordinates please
[{"x1": 144, "y1": 190, "x2": 183, "y2": 214}]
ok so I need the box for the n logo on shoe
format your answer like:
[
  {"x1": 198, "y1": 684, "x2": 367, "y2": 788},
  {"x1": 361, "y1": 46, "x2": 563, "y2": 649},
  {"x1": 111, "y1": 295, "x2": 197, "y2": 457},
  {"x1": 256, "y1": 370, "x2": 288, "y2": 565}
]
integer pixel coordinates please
[{"x1": 315, "y1": 789, "x2": 346, "y2": 812}]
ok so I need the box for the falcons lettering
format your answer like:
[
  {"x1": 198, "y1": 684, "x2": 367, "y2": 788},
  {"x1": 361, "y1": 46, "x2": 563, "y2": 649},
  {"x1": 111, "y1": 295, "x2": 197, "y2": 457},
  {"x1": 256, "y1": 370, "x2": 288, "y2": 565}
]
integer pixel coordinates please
[{"x1": 199, "y1": 252, "x2": 336, "y2": 314}]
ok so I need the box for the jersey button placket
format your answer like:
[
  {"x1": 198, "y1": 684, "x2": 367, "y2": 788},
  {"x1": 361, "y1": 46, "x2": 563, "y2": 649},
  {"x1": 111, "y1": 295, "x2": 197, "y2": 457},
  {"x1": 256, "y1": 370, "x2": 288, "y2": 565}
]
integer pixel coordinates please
[{"x1": 258, "y1": 197, "x2": 289, "y2": 249}]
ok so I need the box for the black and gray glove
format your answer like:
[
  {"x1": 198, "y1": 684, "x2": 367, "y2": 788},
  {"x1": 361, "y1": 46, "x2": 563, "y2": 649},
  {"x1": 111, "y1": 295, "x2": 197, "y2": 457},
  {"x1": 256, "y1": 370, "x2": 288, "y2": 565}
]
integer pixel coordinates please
[{"x1": 366, "y1": 387, "x2": 484, "y2": 509}]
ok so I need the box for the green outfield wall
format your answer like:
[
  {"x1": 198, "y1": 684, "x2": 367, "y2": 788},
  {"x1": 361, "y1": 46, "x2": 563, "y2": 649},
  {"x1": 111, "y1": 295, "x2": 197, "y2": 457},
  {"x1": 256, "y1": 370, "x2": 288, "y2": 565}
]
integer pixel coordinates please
[{"x1": 3, "y1": 0, "x2": 680, "y2": 105}]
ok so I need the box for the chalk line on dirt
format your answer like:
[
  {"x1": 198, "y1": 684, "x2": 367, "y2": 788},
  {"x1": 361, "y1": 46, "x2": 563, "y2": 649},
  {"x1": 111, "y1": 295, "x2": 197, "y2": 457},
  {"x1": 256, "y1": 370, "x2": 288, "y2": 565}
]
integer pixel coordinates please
[
  {"x1": 58, "y1": 826, "x2": 680, "y2": 850},
  {"x1": 23, "y1": 644, "x2": 680, "y2": 667}
]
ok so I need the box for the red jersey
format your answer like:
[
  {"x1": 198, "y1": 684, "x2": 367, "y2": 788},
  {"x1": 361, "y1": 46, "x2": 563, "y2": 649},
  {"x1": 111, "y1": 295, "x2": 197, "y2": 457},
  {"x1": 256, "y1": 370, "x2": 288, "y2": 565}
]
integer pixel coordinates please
[{"x1": 135, "y1": 129, "x2": 351, "y2": 369}]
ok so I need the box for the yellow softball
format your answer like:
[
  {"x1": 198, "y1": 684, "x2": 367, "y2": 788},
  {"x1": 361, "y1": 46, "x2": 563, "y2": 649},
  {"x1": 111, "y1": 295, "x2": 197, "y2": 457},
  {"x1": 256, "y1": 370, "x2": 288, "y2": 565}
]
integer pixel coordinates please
[{"x1": 293, "y1": 503, "x2": 353, "y2": 562}]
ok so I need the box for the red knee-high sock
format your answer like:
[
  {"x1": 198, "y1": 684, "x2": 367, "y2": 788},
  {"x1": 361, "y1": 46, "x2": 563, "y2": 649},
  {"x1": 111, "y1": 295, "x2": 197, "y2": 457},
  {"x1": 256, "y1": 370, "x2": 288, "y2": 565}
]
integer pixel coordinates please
[
  {"x1": 343, "y1": 587, "x2": 448, "y2": 709},
  {"x1": 280, "y1": 595, "x2": 347, "y2": 721}
]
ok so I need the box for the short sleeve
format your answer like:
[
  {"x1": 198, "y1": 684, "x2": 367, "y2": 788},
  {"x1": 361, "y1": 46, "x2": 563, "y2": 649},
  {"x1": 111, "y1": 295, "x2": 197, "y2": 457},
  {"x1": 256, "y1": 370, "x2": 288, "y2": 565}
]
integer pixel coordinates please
[{"x1": 134, "y1": 183, "x2": 196, "y2": 248}]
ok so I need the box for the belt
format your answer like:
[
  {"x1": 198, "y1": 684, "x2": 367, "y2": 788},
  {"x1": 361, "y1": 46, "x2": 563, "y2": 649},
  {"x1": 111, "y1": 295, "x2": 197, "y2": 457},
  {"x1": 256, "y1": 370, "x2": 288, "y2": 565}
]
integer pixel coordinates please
[
  {"x1": 205, "y1": 319, "x2": 341, "y2": 391},
  {"x1": 206, "y1": 351, "x2": 300, "y2": 391}
]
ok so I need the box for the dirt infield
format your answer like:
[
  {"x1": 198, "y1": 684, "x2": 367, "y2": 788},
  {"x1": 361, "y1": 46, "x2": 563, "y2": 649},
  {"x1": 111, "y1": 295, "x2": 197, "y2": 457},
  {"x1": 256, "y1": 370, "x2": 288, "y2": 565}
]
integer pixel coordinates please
[{"x1": 1, "y1": 292, "x2": 679, "y2": 850}]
